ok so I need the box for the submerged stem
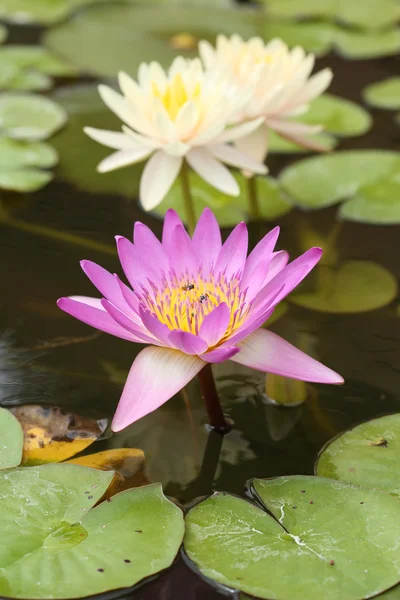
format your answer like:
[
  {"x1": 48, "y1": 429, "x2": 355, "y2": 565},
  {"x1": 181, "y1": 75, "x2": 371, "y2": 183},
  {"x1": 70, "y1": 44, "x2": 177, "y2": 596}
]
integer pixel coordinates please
[
  {"x1": 246, "y1": 176, "x2": 260, "y2": 220},
  {"x1": 179, "y1": 161, "x2": 196, "y2": 236},
  {"x1": 197, "y1": 364, "x2": 230, "y2": 432}
]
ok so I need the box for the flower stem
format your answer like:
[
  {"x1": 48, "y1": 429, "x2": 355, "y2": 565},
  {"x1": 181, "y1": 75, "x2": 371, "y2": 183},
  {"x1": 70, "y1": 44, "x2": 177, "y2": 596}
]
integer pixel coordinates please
[
  {"x1": 197, "y1": 364, "x2": 231, "y2": 432},
  {"x1": 246, "y1": 176, "x2": 260, "y2": 220},
  {"x1": 179, "y1": 161, "x2": 196, "y2": 236}
]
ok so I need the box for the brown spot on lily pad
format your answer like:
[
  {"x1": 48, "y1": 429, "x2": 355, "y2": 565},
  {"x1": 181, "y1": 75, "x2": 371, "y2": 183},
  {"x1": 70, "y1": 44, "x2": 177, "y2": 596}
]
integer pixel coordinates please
[{"x1": 369, "y1": 437, "x2": 388, "y2": 447}]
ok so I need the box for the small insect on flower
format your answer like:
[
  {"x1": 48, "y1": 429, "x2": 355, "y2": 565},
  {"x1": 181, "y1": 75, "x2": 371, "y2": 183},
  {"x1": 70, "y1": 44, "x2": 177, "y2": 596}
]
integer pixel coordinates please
[
  {"x1": 84, "y1": 57, "x2": 267, "y2": 211},
  {"x1": 57, "y1": 208, "x2": 343, "y2": 432},
  {"x1": 199, "y1": 35, "x2": 333, "y2": 163}
]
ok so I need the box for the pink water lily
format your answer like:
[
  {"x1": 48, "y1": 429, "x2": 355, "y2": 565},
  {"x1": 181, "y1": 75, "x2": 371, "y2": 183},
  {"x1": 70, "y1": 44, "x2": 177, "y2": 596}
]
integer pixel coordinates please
[{"x1": 58, "y1": 209, "x2": 343, "y2": 431}]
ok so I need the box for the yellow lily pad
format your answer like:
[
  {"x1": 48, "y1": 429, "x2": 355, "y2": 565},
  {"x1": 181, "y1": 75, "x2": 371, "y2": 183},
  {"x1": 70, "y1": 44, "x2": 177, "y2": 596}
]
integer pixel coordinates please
[
  {"x1": 9, "y1": 405, "x2": 108, "y2": 465},
  {"x1": 290, "y1": 260, "x2": 398, "y2": 314}
]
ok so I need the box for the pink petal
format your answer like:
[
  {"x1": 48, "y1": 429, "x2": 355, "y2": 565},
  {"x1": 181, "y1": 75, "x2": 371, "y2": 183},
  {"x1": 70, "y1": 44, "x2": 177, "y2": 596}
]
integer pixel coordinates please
[
  {"x1": 80, "y1": 260, "x2": 130, "y2": 312},
  {"x1": 101, "y1": 299, "x2": 157, "y2": 344},
  {"x1": 115, "y1": 275, "x2": 141, "y2": 314},
  {"x1": 168, "y1": 330, "x2": 208, "y2": 355},
  {"x1": 240, "y1": 227, "x2": 280, "y2": 299},
  {"x1": 116, "y1": 236, "x2": 160, "y2": 289},
  {"x1": 215, "y1": 222, "x2": 248, "y2": 279},
  {"x1": 251, "y1": 247, "x2": 322, "y2": 315},
  {"x1": 167, "y1": 224, "x2": 198, "y2": 278},
  {"x1": 162, "y1": 208, "x2": 184, "y2": 247},
  {"x1": 133, "y1": 222, "x2": 170, "y2": 274},
  {"x1": 265, "y1": 251, "x2": 290, "y2": 283},
  {"x1": 192, "y1": 207, "x2": 222, "y2": 270},
  {"x1": 199, "y1": 303, "x2": 230, "y2": 347},
  {"x1": 201, "y1": 346, "x2": 240, "y2": 363},
  {"x1": 231, "y1": 329, "x2": 343, "y2": 384},
  {"x1": 111, "y1": 347, "x2": 204, "y2": 431},
  {"x1": 57, "y1": 296, "x2": 138, "y2": 342},
  {"x1": 138, "y1": 306, "x2": 172, "y2": 346}
]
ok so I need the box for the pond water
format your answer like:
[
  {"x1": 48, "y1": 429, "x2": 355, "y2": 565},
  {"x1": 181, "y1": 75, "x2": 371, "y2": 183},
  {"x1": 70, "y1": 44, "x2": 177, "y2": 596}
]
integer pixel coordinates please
[{"x1": 0, "y1": 17, "x2": 399, "y2": 600}]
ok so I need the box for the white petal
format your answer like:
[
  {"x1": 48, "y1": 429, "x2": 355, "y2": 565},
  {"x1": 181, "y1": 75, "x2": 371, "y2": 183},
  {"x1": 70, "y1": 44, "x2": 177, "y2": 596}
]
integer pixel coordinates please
[
  {"x1": 186, "y1": 148, "x2": 239, "y2": 196},
  {"x1": 208, "y1": 143, "x2": 267, "y2": 175},
  {"x1": 267, "y1": 119, "x2": 323, "y2": 137},
  {"x1": 293, "y1": 69, "x2": 333, "y2": 106},
  {"x1": 235, "y1": 124, "x2": 269, "y2": 164},
  {"x1": 176, "y1": 101, "x2": 198, "y2": 138},
  {"x1": 198, "y1": 40, "x2": 216, "y2": 69},
  {"x1": 140, "y1": 150, "x2": 183, "y2": 210},
  {"x1": 190, "y1": 122, "x2": 226, "y2": 146},
  {"x1": 214, "y1": 117, "x2": 265, "y2": 144},
  {"x1": 97, "y1": 148, "x2": 151, "y2": 173},
  {"x1": 84, "y1": 127, "x2": 138, "y2": 150},
  {"x1": 98, "y1": 84, "x2": 154, "y2": 136},
  {"x1": 122, "y1": 125, "x2": 162, "y2": 149}
]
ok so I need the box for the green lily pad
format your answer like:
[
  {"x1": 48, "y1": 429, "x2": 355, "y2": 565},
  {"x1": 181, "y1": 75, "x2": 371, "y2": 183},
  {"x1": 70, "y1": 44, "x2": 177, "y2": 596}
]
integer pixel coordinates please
[
  {"x1": 316, "y1": 414, "x2": 400, "y2": 496},
  {"x1": 0, "y1": 137, "x2": 58, "y2": 169},
  {"x1": 2, "y1": 70, "x2": 52, "y2": 91},
  {"x1": 0, "y1": 93, "x2": 67, "y2": 140},
  {"x1": 262, "y1": 20, "x2": 334, "y2": 56},
  {"x1": 0, "y1": 168, "x2": 53, "y2": 192},
  {"x1": 335, "y1": 27, "x2": 400, "y2": 59},
  {"x1": 301, "y1": 93, "x2": 372, "y2": 137},
  {"x1": 185, "y1": 476, "x2": 400, "y2": 600},
  {"x1": 290, "y1": 260, "x2": 398, "y2": 314},
  {"x1": 279, "y1": 150, "x2": 400, "y2": 224},
  {"x1": 339, "y1": 176, "x2": 400, "y2": 225},
  {"x1": 0, "y1": 408, "x2": 23, "y2": 469},
  {"x1": 45, "y1": 3, "x2": 260, "y2": 78},
  {"x1": 0, "y1": 0, "x2": 120, "y2": 25},
  {"x1": 0, "y1": 46, "x2": 76, "y2": 76},
  {"x1": 52, "y1": 84, "x2": 142, "y2": 198},
  {"x1": 262, "y1": 0, "x2": 400, "y2": 30},
  {"x1": 363, "y1": 77, "x2": 400, "y2": 110},
  {"x1": 153, "y1": 172, "x2": 292, "y2": 227},
  {"x1": 0, "y1": 464, "x2": 184, "y2": 599}
]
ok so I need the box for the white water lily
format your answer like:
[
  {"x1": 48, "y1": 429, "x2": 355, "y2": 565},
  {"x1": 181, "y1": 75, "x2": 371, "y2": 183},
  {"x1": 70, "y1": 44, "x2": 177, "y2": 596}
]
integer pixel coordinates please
[
  {"x1": 84, "y1": 57, "x2": 267, "y2": 210},
  {"x1": 199, "y1": 35, "x2": 333, "y2": 163}
]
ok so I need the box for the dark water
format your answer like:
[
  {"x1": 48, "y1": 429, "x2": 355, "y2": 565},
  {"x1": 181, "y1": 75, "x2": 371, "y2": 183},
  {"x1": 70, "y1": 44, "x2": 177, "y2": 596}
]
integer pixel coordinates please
[{"x1": 1, "y1": 23, "x2": 399, "y2": 600}]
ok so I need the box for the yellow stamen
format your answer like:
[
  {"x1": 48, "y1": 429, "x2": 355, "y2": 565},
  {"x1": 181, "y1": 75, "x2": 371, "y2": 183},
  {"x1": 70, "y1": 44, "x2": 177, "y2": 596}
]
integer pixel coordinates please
[{"x1": 152, "y1": 74, "x2": 201, "y2": 120}]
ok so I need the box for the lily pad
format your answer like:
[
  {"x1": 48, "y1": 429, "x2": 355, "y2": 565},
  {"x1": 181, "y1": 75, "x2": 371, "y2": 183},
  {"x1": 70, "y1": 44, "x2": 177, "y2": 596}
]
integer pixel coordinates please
[
  {"x1": 0, "y1": 408, "x2": 23, "y2": 469},
  {"x1": 279, "y1": 150, "x2": 400, "y2": 224},
  {"x1": 290, "y1": 260, "x2": 398, "y2": 314},
  {"x1": 45, "y1": 3, "x2": 260, "y2": 78},
  {"x1": 0, "y1": 137, "x2": 58, "y2": 169},
  {"x1": 363, "y1": 77, "x2": 400, "y2": 110},
  {"x1": 0, "y1": 46, "x2": 76, "y2": 76},
  {"x1": 9, "y1": 405, "x2": 108, "y2": 466},
  {"x1": 262, "y1": 20, "x2": 334, "y2": 56},
  {"x1": 0, "y1": 93, "x2": 67, "y2": 140},
  {"x1": 0, "y1": 0, "x2": 117, "y2": 25},
  {"x1": 185, "y1": 476, "x2": 400, "y2": 600},
  {"x1": 316, "y1": 414, "x2": 400, "y2": 496},
  {"x1": 269, "y1": 129, "x2": 336, "y2": 154},
  {"x1": 0, "y1": 169, "x2": 53, "y2": 192},
  {"x1": 301, "y1": 94, "x2": 372, "y2": 137},
  {"x1": 339, "y1": 177, "x2": 400, "y2": 225},
  {"x1": 262, "y1": 0, "x2": 400, "y2": 30},
  {"x1": 153, "y1": 173, "x2": 292, "y2": 226},
  {"x1": 335, "y1": 27, "x2": 400, "y2": 59},
  {"x1": 0, "y1": 463, "x2": 184, "y2": 598}
]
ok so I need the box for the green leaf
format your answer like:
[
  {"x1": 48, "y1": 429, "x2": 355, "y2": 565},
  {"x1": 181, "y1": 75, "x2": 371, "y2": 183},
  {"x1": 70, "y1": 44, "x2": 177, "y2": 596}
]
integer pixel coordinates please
[
  {"x1": 0, "y1": 408, "x2": 23, "y2": 469},
  {"x1": 185, "y1": 477, "x2": 400, "y2": 600},
  {"x1": 363, "y1": 77, "x2": 400, "y2": 110},
  {"x1": 261, "y1": 0, "x2": 400, "y2": 30},
  {"x1": 301, "y1": 93, "x2": 372, "y2": 137},
  {"x1": 0, "y1": 46, "x2": 76, "y2": 76},
  {"x1": 290, "y1": 260, "x2": 398, "y2": 313},
  {"x1": 316, "y1": 414, "x2": 400, "y2": 497},
  {"x1": 262, "y1": 20, "x2": 334, "y2": 56},
  {"x1": 0, "y1": 93, "x2": 67, "y2": 140},
  {"x1": 339, "y1": 177, "x2": 400, "y2": 224},
  {"x1": 52, "y1": 84, "x2": 142, "y2": 198},
  {"x1": 44, "y1": 3, "x2": 260, "y2": 78},
  {"x1": 0, "y1": 137, "x2": 58, "y2": 169},
  {"x1": 0, "y1": 169, "x2": 53, "y2": 192},
  {"x1": 279, "y1": 150, "x2": 400, "y2": 215},
  {"x1": 0, "y1": 465, "x2": 184, "y2": 599},
  {"x1": 153, "y1": 172, "x2": 292, "y2": 227},
  {"x1": 0, "y1": 0, "x2": 118, "y2": 25},
  {"x1": 3, "y1": 70, "x2": 52, "y2": 91},
  {"x1": 335, "y1": 27, "x2": 400, "y2": 59}
]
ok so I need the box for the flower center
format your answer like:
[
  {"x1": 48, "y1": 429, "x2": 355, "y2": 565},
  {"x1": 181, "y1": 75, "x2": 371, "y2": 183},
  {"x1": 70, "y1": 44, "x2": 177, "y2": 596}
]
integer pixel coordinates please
[
  {"x1": 152, "y1": 74, "x2": 201, "y2": 120},
  {"x1": 138, "y1": 272, "x2": 249, "y2": 343}
]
